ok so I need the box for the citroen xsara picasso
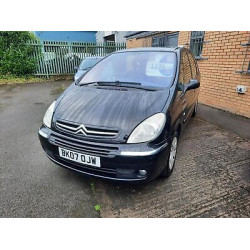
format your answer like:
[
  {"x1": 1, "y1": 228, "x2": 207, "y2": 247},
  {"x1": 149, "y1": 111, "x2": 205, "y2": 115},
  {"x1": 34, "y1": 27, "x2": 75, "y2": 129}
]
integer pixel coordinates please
[{"x1": 39, "y1": 47, "x2": 200, "y2": 182}]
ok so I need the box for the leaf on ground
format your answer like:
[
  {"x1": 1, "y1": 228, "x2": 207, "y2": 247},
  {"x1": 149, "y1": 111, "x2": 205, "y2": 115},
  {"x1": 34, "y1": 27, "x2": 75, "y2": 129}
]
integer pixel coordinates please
[{"x1": 94, "y1": 204, "x2": 101, "y2": 211}]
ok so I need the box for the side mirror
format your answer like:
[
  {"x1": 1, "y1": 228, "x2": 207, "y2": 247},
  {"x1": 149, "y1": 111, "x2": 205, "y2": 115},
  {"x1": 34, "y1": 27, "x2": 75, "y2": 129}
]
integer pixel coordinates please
[
  {"x1": 185, "y1": 79, "x2": 200, "y2": 92},
  {"x1": 74, "y1": 66, "x2": 78, "y2": 71}
]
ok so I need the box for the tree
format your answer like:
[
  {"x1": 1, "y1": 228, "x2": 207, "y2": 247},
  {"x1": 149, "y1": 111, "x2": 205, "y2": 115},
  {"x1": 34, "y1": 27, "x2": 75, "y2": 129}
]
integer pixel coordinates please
[{"x1": 0, "y1": 31, "x2": 38, "y2": 76}]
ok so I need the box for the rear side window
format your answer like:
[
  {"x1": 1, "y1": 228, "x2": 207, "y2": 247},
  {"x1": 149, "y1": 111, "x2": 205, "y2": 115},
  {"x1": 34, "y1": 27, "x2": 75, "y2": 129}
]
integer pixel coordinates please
[
  {"x1": 187, "y1": 52, "x2": 197, "y2": 79},
  {"x1": 179, "y1": 51, "x2": 192, "y2": 84},
  {"x1": 179, "y1": 59, "x2": 184, "y2": 83}
]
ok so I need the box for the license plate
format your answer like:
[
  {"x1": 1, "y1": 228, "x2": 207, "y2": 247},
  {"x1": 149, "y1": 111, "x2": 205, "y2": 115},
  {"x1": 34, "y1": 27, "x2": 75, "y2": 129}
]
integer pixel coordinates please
[{"x1": 58, "y1": 147, "x2": 101, "y2": 168}]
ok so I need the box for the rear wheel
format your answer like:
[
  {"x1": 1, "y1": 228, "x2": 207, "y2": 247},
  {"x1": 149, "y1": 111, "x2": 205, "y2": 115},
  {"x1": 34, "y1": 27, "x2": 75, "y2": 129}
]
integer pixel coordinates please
[{"x1": 161, "y1": 132, "x2": 179, "y2": 178}]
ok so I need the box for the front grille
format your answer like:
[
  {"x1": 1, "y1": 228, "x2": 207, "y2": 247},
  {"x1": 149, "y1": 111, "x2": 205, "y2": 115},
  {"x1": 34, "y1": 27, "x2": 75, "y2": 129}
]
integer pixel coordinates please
[
  {"x1": 50, "y1": 132, "x2": 119, "y2": 157},
  {"x1": 56, "y1": 120, "x2": 118, "y2": 138}
]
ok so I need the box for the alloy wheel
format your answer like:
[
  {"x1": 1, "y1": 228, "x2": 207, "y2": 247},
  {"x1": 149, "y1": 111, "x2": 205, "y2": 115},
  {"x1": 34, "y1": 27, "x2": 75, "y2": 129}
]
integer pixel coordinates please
[{"x1": 169, "y1": 137, "x2": 178, "y2": 170}]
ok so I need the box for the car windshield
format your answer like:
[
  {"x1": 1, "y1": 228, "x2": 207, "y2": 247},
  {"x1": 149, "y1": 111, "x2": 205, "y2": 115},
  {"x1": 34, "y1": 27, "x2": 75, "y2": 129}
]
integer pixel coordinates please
[
  {"x1": 79, "y1": 58, "x2": 102, "y2": 70},
  {"x1": 79, "y1": 51, "x2": 177, "y2": 88}
]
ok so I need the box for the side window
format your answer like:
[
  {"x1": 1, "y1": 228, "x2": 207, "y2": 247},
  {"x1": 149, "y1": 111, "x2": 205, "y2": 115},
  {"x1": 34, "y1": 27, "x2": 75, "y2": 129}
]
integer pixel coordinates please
[
  {"x1": 187, "y1": 52, "x2": 197, "y2": 79},
  {"x1": 178, "y1": 58, "x2": 184, "y2": 83},
  {"x1": 180, "y1": 52, "x2": 192, "y2": 84}
]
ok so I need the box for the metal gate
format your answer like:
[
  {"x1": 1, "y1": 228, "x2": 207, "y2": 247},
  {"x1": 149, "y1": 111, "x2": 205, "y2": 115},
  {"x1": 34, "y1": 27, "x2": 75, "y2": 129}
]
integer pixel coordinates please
[{"x1": 28, "y1": 40, "x2": 126, "y2": 77}]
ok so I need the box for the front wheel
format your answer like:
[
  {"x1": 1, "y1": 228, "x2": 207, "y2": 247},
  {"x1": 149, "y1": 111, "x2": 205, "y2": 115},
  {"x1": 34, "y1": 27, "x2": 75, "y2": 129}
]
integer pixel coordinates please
[{"x1": 161, "y1": 132, "x2": 179, "y2": 178}]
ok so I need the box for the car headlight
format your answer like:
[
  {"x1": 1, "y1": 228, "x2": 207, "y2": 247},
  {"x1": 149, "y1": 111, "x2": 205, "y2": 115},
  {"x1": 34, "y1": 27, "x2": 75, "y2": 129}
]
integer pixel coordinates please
[
  {"x1": 127, "y1": 113, "x2": 166, "y2": 144},
  {"x1": 43, "y1": 101, "x2": 56, "y2": 128}
]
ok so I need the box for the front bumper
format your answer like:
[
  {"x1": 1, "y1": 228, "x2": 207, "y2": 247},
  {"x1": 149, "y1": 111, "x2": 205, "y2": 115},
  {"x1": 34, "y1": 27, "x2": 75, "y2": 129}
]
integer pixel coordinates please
[{"x1": 38, "y1": 126, "x2": 171, "y2": 182}]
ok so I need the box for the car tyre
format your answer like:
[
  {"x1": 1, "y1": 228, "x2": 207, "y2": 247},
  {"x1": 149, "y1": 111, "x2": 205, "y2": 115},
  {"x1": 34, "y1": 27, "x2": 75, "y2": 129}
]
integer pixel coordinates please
[{"x1": 161, "y1": 131, "x2": 179, "y2": 178}]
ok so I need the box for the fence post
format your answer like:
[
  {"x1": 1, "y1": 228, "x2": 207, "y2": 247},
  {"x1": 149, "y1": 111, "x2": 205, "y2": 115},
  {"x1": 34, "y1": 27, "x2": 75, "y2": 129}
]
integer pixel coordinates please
[
  {"x1": 41, "y1": 41, "x2": 49, "y2": 79},
  {"x1": 86, "y1": 43, "x2": 88, "y2": 57}
]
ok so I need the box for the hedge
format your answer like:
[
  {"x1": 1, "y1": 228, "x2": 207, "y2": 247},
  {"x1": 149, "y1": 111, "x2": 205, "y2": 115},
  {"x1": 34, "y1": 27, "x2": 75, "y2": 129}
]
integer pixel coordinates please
[{"x1": 0, "y1": 31, "x2": 38, "y2": 77}]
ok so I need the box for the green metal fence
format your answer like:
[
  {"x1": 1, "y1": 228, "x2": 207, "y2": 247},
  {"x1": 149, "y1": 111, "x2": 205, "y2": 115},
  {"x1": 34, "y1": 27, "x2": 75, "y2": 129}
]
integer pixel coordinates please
[{"x1": 28, "y1": 40, "x2": 126, "y2": 77}]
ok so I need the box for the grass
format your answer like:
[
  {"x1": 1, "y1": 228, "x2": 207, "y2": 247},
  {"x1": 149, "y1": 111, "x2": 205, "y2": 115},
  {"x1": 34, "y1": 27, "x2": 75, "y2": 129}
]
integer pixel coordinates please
[
  {"x1": 0, "y1": 75, "x2": 73, "y2": 85},
  {"x1": 89, "y1": 180, "x2": 102, "y2": 215},
  {"x1": 90, "y1": 181, "x2": 95, "y2": 193}
]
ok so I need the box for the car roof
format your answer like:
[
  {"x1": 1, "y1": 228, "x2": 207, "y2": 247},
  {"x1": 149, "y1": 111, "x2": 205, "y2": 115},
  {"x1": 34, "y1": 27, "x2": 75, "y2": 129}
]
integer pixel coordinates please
[{"x1": 114, "y1": 47, "x2": 183, "y2": 53}]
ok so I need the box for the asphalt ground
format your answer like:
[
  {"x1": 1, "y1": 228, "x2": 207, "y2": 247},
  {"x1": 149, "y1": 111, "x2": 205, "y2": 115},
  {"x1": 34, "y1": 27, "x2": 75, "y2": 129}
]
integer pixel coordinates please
[{"x1": 0, "y1": 81, "x2": 249, "y2": 217}]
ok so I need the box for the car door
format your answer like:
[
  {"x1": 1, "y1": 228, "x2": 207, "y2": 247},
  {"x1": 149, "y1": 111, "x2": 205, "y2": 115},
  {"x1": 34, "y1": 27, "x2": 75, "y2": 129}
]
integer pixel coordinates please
[
  {"x1": 168, "y1": 51, "x2": 186, "y2": 134},
  {"x1": 179, "y1": 50, "x2": 193, "y2": 121}
]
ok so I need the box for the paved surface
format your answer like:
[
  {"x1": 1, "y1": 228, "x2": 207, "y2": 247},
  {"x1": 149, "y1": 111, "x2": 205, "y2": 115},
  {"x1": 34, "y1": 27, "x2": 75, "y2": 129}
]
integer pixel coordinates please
[
  {"x1": 0, "y1": 81, "x2": 249, "y2": 217},
  {"x1": 197, "y1": 103, "x2": 250, "y2": 140}
]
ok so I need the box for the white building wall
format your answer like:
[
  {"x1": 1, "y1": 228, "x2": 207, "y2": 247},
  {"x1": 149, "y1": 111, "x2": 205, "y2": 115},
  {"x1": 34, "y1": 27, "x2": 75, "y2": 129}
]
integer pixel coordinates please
[{"x1": 96, "y1": 31, "x2": 127, "y2": 43}]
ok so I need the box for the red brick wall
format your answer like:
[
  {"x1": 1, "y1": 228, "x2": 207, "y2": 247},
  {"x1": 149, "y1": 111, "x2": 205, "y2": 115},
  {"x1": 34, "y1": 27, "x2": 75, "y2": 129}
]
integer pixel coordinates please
[
  {"x1": 126, "y1": 36, "x2": 152, "y2": 48},
  {"x1": 192, "y1": 31, "x2": 250, "y2": 118},
  {"x1": 126, "y1": 31, "x2": 250, "y2": 118},
  {"x1": 178, "y1": 31, "x2": 190, "y2": 47},
  {"x1": 126, "y1": 32, "x2": 171, "y2": 48}
]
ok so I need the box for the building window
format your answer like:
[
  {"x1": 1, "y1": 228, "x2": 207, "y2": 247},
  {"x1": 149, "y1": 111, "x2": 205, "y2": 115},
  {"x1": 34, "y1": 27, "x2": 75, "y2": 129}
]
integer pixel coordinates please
[
  {"x1": 152, "y1": 37, "x2": 159, "y2": 47},
  {"x1": 104, "y1": 34, "x2": 115, "y2": 43},
  {"x1": 235, "y1": 41, "x2": 250, "y2": 74},
  {"x1": 152, "y1": 32, "x2": 179, "y2": 48},
  {"x1": 190, "y1": 31, "x2": 205, "y2": 58},
  {"x1": 152, "y1": 36, "x2": 165, "y2": 47}
]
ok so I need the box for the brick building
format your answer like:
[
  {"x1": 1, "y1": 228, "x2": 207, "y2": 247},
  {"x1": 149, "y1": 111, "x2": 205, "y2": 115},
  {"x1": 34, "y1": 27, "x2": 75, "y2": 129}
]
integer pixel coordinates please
[{"x1": 125, "y1": 31, "x2": 250, "y2": 118}]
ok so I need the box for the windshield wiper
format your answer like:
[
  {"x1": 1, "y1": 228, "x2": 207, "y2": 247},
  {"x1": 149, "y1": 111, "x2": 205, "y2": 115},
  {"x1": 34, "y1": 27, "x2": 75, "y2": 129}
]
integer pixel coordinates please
[
  {"x1": 78, "y1": 81, "x2": 158, "y2": 91},
  {"x1": 79, "y1": 80, "x2": 141, "y2": 86},
  {"x1": 97, "y1": 81, "x2": 160, "y2": 91},
  {"x1": 77, "y1": 81, "x2": 98, "y2": 86},
  {"x1": 98, "y1": 81, "x2": 141, "y2": 86}
]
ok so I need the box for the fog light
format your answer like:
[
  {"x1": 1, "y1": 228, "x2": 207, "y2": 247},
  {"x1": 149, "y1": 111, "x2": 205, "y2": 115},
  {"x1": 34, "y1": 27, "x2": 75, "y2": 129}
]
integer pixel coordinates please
[{"x1": 139, "y1": 170, "x2": 147, "y2": 176}]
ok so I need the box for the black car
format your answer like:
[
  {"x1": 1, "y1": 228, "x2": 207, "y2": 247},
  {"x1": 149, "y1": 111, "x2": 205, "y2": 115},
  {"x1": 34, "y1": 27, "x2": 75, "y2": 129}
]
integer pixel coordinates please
[{"x1": 39, "y1": 47, "x2": 200, "y2": 182}]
